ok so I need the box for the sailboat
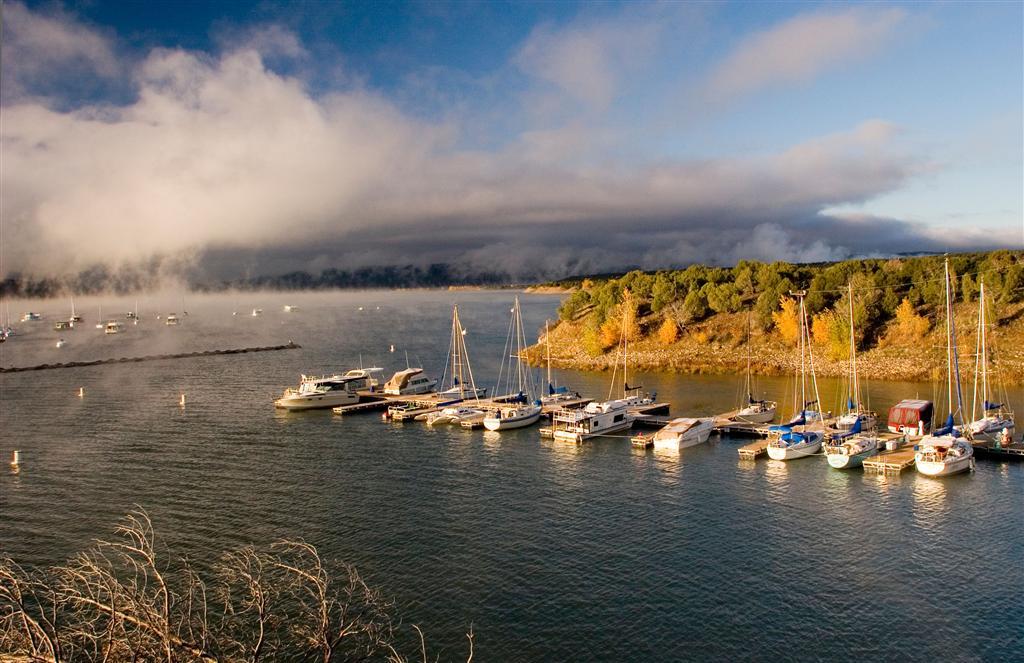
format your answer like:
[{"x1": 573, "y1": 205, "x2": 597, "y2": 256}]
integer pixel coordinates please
[
  {"x1": 69, "y1": 296, "x2": 83, "y2": 324},
  {"x1": 540, "y1": 321, "x2": 579, "y2": 405},
  {"x1": 733, "y1": 312, "x2": 776, "y2": 423},
  {"x1": 915, "y1": 259, "x2": 974, "y2": 477},
  {"x1": 428, "y1": 306, "x2": 487, "y2": 426},
  {"x1": 767, "y1": 291, "x2": 825, "y2": 460},
  {"x1": 95, "y1": 304, "x2": 105, "y2": 329},
  {"x1": 825, "y1": 286, "x2": 879, "y2": 468},
  {"x1": 483, "y1": 298, "x2": 543, "y2": 431},
  {"x1": 968, "y1": 280, "x2": 1014, "y2": 439},
  {"x1": 835, "y1": 283, "x2": 878, "y2": 432},
  {"x1": 551, "y1": 296, "x2": 652, "y2": 443}
]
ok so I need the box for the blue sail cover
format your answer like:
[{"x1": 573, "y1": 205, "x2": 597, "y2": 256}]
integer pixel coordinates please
[
  {"x1": 933, "y1": 413, "x2": 956, "y2": 436},
  {"x1": 784, "y1": 412, "x2": 807, "y2": 427},
  {"x1": 847, "y1": 397, "x2": 855, "y2": 410},
  {"x1": 985, "y1": 400, "x2": 1003, "y2": 411}
]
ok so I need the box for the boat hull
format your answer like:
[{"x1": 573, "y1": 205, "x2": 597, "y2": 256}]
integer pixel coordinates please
[
  {"x1": 733, "y1": 406, "x2": 776, "y2": 424},
  {"x1": 826, "y1": 447, "x2": 875, "y2": 469},
  {"x1": 767, "y1": 438, "x2": 822, "y2": 460},
  {"x1": 274, "y1": 392, "x2": 359, "y2": 410},
  {"x1": 915, "y1": 453, "x2": 973, "y2": 476},
  {"x1": 483, "y1": 407, "x2": 542, "y2": 431},
  {"x1": 652, "y1": 419, "x2": 714, "y2": 450}
]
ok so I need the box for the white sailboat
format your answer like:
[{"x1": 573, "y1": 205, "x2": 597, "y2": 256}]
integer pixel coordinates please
[
  {"x1": 915, "y1": 259, "x2": 974, "y2": 477},
  {"x1": 767, "y1": 291, "x2": 824, "y2": 460},
  {"x1": 552, "y1": 296, "x2": 652, "y2": 443},
  {"x1": 733, "y1": 312, "x2": 776, "y2": 423},
  {"x1": 826, "y1": 284, "x2": 879, "y2": 469},
  {"x1": 428, "y1": 306, "x2": 486, "y2": 426},
  {"x1": 540, "y1": 321, "x2": 579, "y2": 405},
  {"x1": 483, "y1": 298, "x2": 542, "y2": 431},
  {"x1": 968, "y1": 280, "x2": 1014, "y2": 439}
]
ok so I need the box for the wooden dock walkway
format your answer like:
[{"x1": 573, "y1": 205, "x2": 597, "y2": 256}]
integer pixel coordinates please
[
  {"x1": 971, "y1": 438, "x2": 1024, "y2": 461},
  {"x1": 862, "y1": 435, "x2": 918, "y2": 474},
  {"x1": 737, "y1": 438, "x2": 771, "y2": 460},
  {"x1": 331, "y1": 396, "x2": 391, "y2": 415}
]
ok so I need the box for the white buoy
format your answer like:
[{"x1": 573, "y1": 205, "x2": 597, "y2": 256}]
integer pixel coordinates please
[
  {"x1": 10, "y1": 450, "x2": 20, "y2": 470},
  {"x1": 389, "y1": 344, "x2": 395, "y2": 353},
  {"x1": 179, "y1": 394, "x2": 186, "y2": 407},
  {"x1": 78, "y1": 387, "x2": 84, "y2": 398}
]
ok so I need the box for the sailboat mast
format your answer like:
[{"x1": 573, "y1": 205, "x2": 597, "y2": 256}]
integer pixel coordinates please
[
  {"x1": 980, "y1": 281, "x2": 988, "y2": 411},
  {"x1": 849, "y1": 282, "x2": 858, "y2": 410},
  {"x1": 799, "y1": 294, "x2": 807, "y2": 414},
  {"x1": 945, "y1": 259, "x2": 953, "y2": 414},
  {"x1": 546, "y1": 320, "x2": 552, "y2": 388},
  {"x1": 745, "y1": 311, "x2": 752, "y2": 400}
]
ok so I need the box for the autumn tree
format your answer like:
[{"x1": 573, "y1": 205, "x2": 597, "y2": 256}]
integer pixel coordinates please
[
  {"x1": 772, "y1": 297, "x2": 800, "y2": 346},
  {"x1": 887, "y1": 298, "x2": 930, "y2": 343},
  {"x1": 657, "y1": 317, "x2": 679, "y2": 345}
]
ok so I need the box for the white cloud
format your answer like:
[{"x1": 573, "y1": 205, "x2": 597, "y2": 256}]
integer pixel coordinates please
[
  {"x1": 706, "y1": 7, "x2": 906, "y2": 101},
  {"x1": 0, "y1": 1, "x2": 120, "y2": 102}
]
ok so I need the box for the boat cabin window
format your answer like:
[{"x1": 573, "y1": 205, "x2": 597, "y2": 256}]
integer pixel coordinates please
[{"x1": 613, "y1": 414, "x2": 624, "y2": 423}]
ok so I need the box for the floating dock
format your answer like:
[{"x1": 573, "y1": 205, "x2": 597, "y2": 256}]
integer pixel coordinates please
[
  {"x1": 331, "y1": 396, "x2": 391, "y2": 415},
  {"x1": 971, "y1": 438, "x2": 1024, "y2": 461},
  {"x1": 737, "y1": 438, "x2": 772, "y2": 460}
]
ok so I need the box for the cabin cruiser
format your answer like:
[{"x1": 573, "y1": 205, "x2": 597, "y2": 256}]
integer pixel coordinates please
[
  {"x1": 438, "y1": 382, "x2": 487, "y2": 400},
  {"x1": 104, "y1": 321, "x2": 125, "y2": 334},
  {"x1": 283, "y1": 305, "x2": 299, "y2": 312},
  {"x1": 54, "y1": 320, "x2": 74, "y2": 331},
  {"x1": 887, "y1": 399, "x2": 932, "y2": 437},
  {"x1": 383, "y1": 368, "x2": 437, "y2": 395},
  {"x1": 341, "y1": 367, "x2": 385, "y2": 392},
  {"x1": 275, "y1": 374, "x2": 363, "y2": 410},
  {"x1": 165, "y1": 314, "x2": 180, "y2": 326},
  {"x1": 20, "y1": 312, "x2": 41, "y2": 322},
  {"x1": 652, "y1": 417, "x2": 715, "y2": 450}
]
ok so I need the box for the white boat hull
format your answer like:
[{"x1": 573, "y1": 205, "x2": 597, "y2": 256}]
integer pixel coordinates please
[
  {"x1": 915, "y1": 435, "x2": 974, "y2": 476},
  {"x1": 825, "y1": 439, "x2": 878, "y2": 469},
  {"x1": 915, "y1": 454, "x2": 973, "y2": 476},
  {"x1": 274, "y1": 392, "x2": 358, "y2": 410},
  {"x1": 652, "y1": 418, "x2": 714, "y2": 450},
  {"x1": 734, "y1": 405, "x2": 776, "y2": 424},
  {"x1": 484, "y1": 408, "x2": 541, "y2": 431},
  {"x1": 767, "y1": 437, "x2": 822, "y2": 460}
]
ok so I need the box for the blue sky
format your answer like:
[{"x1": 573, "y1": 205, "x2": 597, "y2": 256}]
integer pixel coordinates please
[{"x1": 1, "y1": 0, "x2": 1021, "y2": 278}]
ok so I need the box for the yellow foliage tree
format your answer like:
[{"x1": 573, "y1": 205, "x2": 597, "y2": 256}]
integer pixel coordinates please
[
  {"x1": 657, "y1": 317, "x2": 679, "y2": 345},
  {"x1": 890, "y1": 298, "x2": 930, "y2": 342},
  {"x1": 811, "y1": 312, "x2": 832, "y2": 346},
  {"x1": 599, "y1": 318, "x2": 621, "y2": 349},
  {"x1": 772, "y1": 297, "x2": 800, "y2": 346}
]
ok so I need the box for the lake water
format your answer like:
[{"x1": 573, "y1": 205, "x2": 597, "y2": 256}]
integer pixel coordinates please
[{"x1": 1, "y1": 290, "x2": 1022, "y2": 661}]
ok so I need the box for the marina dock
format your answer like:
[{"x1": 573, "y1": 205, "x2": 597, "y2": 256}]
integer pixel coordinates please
[
  {"x1": 971, "y1": 438, "x2": 1024, "y2": 460},
  {"x1": 737, "y1": 438, "x2": 771, "y2": 460}
]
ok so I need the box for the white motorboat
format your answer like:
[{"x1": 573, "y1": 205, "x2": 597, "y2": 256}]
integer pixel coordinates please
[
  {"x1": 427, "y1": 406, "x2": 485, "y2": 426},
  {"x1": 342, "y1": 367, "x2": 385, "y2": 392},
  {"x1": 54, "y1": 320, "x2": 74, "y2": 331},
  {"x1": 20, "y1": 312, "x2": 41, "y2": 322},
  {"x1": 283, "y1": 305, "x2": 299, "y2": 312},
  {"x1": 652, "y1": 417, "x2": 715, "y2": 450},
  {"x1": 55, "y1": 338, "x2": 67, "y2": 348},
  {"x1": 383, "y1": 368, "x2": 437, "y2": 395},
  {"x1": 165, "y1": 314, "x2": 179, "y2": 326},
  {"x1": 968, "y1": 280, "x2": 1014, "y2": 440},
  {"x1": 483, "y1": 298, "x2": 543, "y2": 431},
  {"x1": 767, "y1": 290, "x2": 825, "y2": 461},
  {"x1": 251, "y1": 308, "x2": 263, "y2": 317},
  {"x1": 274, "y1": 374, "x2": 362, "y2": 410},
  {"x1": 732, "y1": 312, "x2": 776, "y2": 424},
  {"x1": 104, "y1": 321, "x2": 125, "y2": 334},
  {"x1": 915, "y1": 259, "x2": 974, "y2": 478}
]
